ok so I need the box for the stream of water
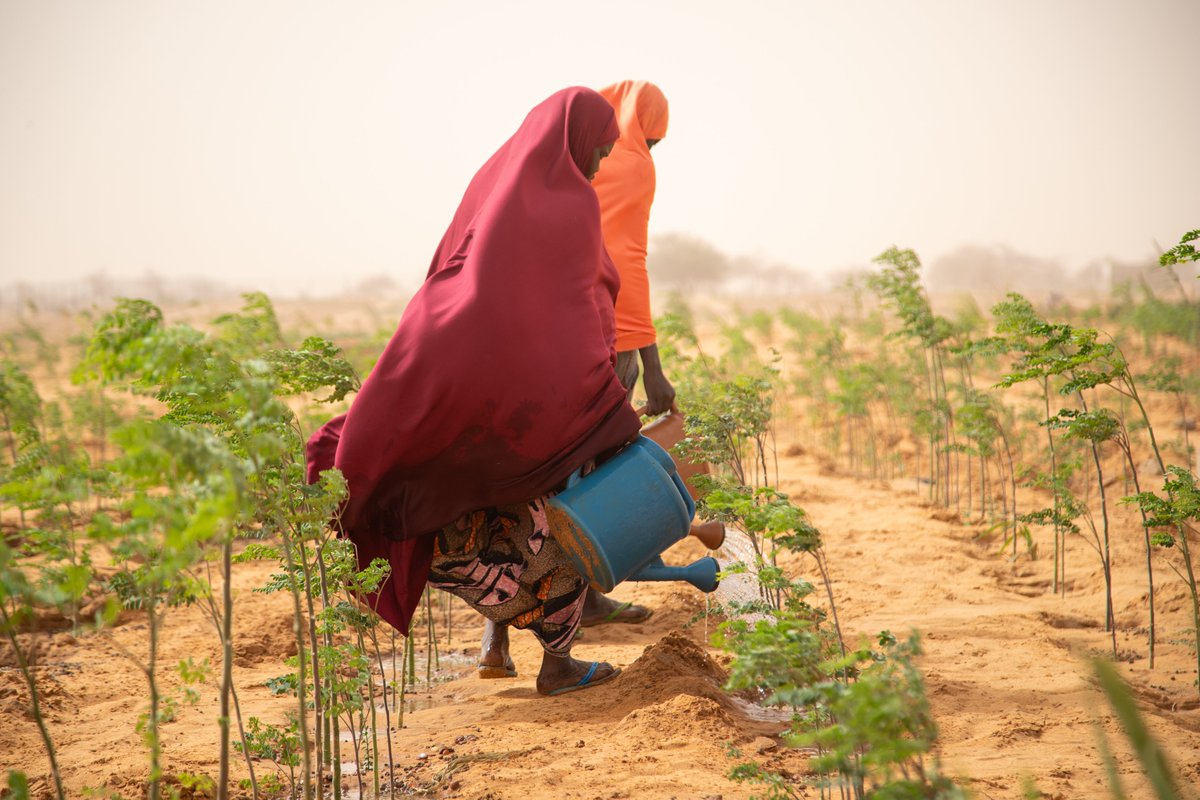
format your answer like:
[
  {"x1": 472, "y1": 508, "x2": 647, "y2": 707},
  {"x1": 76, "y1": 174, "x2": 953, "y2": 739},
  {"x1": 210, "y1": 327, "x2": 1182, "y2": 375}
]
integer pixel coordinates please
[{"x1": 711, "y1": 524, "x2": 771, "y2": 622}]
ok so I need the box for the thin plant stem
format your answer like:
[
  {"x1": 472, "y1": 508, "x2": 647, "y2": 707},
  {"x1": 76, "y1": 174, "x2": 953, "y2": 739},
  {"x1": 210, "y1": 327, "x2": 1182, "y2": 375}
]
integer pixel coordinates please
[
  {"x1": 313, "y1": 541, "x2": 341, "y2": 800},
  {"x1": 813, "y1": 551, "x2": 846, "y2": 659},
  {"x1": 1123, "y1": 371, "x2": 1199, "y2": 687},
  {"x1": 1089, "y1": 440, "x2": 1117, "y2": 653},
  {"x1": 278, "y1": 530, "x2": 314, "y2": 800},
  {"x1": 147, "y1": 596, "x2": 162, "y2": 800},
  {"x1": 390, "y1": 628, "x2": 398, "y2": 715},
  {"x1": 367, "y1": 624, "x2": 397, "y2": 800},
  {"x1": 1115, "y1": 431, "x2": 1156, "y2": 668},
  {"x1": 194, "y1": 560, "x2": 259, "y2": 800},
  {"x1": 228, "y1": 680, "x2": 260, "y2": 800},
  {"x1": 217, "y1": 535, "x2": 234, "y2": 800},
  {"x1": 0, "y1": 601, "x2": 65, "y2": 800},
  {"x1": 295, "y1": 538, "x2": 325, "y2": 796},
  {"x1": 1042, "y1": 377, "x2": 1061, "y2": 594}
]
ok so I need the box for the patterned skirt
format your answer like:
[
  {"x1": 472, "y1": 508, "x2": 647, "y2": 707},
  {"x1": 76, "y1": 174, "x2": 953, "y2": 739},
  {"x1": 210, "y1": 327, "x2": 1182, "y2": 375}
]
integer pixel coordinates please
[{"x1": 428, "y1": 496, "x2": 587, "y2": 655}]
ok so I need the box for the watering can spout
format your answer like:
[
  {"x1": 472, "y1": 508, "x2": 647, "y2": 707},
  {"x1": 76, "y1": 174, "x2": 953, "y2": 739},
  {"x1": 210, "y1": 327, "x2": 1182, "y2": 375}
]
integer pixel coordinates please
[{"x1": 630, "y1": 556, "x2": 720, "y2": 593}]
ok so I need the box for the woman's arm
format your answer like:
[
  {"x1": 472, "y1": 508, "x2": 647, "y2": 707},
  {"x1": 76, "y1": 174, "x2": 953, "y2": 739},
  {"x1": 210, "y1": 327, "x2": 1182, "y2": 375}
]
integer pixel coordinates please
[{"x1": 638, "y1": 343, "x2": 675, "y2": 416}]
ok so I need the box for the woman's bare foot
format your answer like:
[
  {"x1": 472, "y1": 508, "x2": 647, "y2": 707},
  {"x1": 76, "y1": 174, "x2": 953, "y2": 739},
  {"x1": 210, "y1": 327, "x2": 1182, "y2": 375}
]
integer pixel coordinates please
[
  {"x1": 477, "y1": 619, "x2": 517, "y2": 678},
  {"x1": 535, "y1": 651, "x2": 620, "y2": 696},
  {"x1": 579, "y1": 590, "x2": 652, "y2": 627}
]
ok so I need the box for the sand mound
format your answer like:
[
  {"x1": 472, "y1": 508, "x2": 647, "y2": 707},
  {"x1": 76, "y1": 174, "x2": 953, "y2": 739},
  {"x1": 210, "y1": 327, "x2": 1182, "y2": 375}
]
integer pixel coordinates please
[
  {"x1": 621, "y1": 632, "x2": 726, "y2": 690},
  {"x1": 608, "y1": 635, "x2": 793, "y2": 755},
  {"x1": 614, "y1": 692, "x2": 741, "y2": 743},
  {"x1": 603, "y1": 632, "x2": 747, "y2": 721}
]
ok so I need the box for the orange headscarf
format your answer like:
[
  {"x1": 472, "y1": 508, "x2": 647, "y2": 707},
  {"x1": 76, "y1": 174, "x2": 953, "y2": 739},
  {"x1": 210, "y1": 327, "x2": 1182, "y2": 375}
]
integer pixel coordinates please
[{"x1": 593, "y1": 81, "x2": 669, "y2": 352}]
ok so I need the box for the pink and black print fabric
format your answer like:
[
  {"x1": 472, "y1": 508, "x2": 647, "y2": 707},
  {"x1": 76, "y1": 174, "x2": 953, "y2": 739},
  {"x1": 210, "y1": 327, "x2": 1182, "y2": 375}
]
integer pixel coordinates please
[{"x1": 428, "y1": 496, "x2": 587, "y2": 655}]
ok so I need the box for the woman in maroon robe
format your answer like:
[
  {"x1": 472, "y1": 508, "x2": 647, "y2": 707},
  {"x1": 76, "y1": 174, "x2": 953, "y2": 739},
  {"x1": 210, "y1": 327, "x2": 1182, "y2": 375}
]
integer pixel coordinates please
[{"x1": 306, "y1": 87, "x2": 640, "y2": 695}]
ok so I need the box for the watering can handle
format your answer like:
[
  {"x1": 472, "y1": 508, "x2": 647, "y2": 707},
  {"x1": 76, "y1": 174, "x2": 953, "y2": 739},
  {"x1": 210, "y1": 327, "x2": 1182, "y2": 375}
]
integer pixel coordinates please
[{"x1": 634, "y1": 402, "x2": 680, "y2": 418}]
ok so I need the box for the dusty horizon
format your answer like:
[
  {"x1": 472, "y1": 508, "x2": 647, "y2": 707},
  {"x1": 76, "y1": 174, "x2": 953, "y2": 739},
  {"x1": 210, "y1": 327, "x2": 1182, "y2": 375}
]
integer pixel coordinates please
[
  {"x1": 2, "y1": 237, "x2": 1191, "y2": 318},
  {"x1": 2, "y1": 1, "x2": 1198, "y2": 297}
]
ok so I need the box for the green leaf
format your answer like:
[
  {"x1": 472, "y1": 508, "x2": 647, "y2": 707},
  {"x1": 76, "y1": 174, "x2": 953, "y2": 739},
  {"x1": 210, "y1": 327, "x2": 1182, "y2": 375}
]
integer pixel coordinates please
[
  {"x1": 5, "y1": 771, "x2": 31, "y2": 800},
  {"x1": 1092, "y1": 659, "x2": 1182, "y2": 799}
]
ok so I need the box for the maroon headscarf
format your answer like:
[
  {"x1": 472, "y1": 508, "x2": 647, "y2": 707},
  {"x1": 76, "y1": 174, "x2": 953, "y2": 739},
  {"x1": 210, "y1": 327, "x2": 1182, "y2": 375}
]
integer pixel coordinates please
[{"x1": 306, "y1": 87, "x2": 641, "y2": 633}]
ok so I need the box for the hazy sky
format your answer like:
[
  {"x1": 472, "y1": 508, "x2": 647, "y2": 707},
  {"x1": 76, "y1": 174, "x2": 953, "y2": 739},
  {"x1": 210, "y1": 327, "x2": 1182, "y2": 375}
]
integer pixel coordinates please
[{"x1": 2, "y1": 1, "x2": 1198, "y2": 295}]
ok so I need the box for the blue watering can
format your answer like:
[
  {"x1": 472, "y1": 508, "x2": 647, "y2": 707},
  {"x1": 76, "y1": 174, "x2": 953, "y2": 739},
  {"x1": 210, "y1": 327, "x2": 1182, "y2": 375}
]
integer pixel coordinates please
[{"x1": 547, "y1": 436, "x2": 720, "y2": 594}]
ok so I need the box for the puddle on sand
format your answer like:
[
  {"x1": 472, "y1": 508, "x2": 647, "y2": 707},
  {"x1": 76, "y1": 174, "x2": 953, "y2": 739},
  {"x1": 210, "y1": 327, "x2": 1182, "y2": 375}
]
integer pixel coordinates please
[
  {"x1": 373, "y1": 647, "x2": 475, "y2": 687},
  {"x1": 371, "y1": 648, "x2": 477, "y2": 716},
  {"x1": 728, "y1": 695, "x2": 796, "y2": 725},
  {"x1": 337, "y1": 650, "x2": 478, "y2": 799}
]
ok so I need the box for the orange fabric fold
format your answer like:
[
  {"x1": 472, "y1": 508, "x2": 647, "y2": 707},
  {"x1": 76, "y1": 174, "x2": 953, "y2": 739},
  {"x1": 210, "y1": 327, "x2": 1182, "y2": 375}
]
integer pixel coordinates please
[{"x1": 593, "y1": 80, "x2": 669, "y2": 352}]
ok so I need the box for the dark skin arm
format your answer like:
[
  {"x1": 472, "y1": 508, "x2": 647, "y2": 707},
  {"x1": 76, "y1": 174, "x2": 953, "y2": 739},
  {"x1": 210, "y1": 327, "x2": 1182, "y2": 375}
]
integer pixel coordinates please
[{"x1": 639, "y1": 342, "x2": 676, "y2": 416}]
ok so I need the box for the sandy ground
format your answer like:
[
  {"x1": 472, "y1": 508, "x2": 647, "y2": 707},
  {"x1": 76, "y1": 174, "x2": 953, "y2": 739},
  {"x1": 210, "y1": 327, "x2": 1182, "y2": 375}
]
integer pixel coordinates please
[{"x1": 5, "y1": 431, "x2": 1200, "y2": 800}]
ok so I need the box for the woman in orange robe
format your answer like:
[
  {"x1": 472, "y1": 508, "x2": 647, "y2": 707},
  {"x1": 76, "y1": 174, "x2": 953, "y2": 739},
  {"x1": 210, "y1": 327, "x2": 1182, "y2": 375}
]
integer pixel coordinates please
[
  {"x1": 559, "y1": 80, "x2": 678, "y2": 629},
  {"x1": 591, "y1": 80, "x2": 676, "y2": 417}
]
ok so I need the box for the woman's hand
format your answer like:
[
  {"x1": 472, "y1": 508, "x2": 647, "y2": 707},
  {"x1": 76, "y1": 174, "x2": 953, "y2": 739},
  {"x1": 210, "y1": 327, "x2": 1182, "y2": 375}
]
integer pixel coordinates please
[{"x1": 638, "y1": 343, "x2": 676, "y2": 416}]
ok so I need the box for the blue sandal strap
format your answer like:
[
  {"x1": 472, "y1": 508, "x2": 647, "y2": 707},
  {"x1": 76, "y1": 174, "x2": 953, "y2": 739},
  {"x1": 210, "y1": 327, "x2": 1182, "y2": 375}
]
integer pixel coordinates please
[{"x1": 576, "y1": 661, "x2": 599, "y2": 687}]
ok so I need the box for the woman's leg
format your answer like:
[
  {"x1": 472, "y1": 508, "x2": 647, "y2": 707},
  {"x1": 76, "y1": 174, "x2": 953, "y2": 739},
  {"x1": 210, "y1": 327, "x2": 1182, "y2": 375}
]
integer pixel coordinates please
[
  {"x1": 435, "y1": 501, "x2": 624, "y2": 688},
  {"x1": 475, "y1": 591, "x2": 619, "y2": 693},
  {"x1": 580, "y1": 591, "x2": 652, "y2": 625},
  {"x1": 524, "y1": 585, "x2": 620, "y2": 694},
  {"x1": 477, "y1": 618, "x2": 515, "y2": 677}
]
